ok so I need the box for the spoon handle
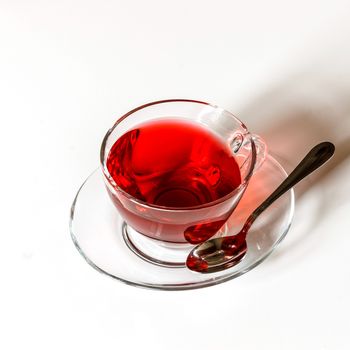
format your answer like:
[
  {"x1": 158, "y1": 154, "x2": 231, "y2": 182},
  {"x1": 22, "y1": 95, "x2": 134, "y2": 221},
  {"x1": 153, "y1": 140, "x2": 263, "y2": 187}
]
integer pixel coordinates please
[{"x1": 247, "y1": 142, "x2": 335, "y2": 226}]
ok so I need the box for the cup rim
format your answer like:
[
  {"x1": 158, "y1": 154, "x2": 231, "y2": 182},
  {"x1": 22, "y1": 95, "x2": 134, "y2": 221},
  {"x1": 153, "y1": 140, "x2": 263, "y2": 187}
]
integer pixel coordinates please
[{"x1": 100, "y1": 99, "x2": 257, "y2": 211}]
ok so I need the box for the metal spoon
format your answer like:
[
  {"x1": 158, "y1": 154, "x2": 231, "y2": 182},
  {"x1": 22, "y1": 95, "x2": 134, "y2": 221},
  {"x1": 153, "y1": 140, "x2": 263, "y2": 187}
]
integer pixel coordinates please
[{"x1": 186, "y1": 142, "x2": 335, "y2": 273}]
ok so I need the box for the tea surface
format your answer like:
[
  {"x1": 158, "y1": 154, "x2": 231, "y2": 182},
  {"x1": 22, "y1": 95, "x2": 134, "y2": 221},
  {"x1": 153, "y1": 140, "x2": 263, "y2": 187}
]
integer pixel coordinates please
[{"x1": 107, "y1": 119, "x2": 241, "y2": 208}]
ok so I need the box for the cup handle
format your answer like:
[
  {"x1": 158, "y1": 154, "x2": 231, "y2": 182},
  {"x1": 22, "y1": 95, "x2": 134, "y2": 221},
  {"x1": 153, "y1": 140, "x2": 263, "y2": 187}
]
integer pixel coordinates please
[{"x1": 252, "y1": 134, "x2": 267, "y2": 173}]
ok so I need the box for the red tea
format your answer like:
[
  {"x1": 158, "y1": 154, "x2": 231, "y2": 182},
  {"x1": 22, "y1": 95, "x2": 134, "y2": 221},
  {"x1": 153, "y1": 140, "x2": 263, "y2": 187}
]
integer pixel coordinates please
[{"x1": 106, "y1": 119, "x2": 242, "y2": 243}]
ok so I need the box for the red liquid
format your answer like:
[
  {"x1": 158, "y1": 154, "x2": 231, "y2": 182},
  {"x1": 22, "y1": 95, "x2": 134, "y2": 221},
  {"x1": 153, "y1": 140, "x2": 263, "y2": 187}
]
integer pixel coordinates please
[{"x1": 106, "y1": 119, "x2": 242, "y2": 243}]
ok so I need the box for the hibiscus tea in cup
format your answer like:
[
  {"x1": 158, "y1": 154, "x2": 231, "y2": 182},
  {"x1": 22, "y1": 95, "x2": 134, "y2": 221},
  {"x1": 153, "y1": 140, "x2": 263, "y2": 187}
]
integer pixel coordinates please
[{"x1": 106, "y1": 118, "x2": 242, "y2": 243}]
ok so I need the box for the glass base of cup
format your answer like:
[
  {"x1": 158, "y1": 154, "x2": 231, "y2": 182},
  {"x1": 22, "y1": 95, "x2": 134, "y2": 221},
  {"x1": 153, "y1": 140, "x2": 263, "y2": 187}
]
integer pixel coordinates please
[{"x1": 122, "y1": 223, "x2": 192, "y2": 267}]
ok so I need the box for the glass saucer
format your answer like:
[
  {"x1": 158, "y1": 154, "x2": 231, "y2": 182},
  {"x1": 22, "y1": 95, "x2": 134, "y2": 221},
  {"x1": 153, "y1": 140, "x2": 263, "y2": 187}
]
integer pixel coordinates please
[{"x1": 70, "y1": 154, "x2": 294, "y2": 290}]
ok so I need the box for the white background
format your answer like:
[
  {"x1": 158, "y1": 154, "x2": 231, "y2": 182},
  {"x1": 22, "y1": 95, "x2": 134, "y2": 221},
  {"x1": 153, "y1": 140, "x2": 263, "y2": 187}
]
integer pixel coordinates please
[{"x1": 1, "y1": 1, "x2": 350, "y2": 349}]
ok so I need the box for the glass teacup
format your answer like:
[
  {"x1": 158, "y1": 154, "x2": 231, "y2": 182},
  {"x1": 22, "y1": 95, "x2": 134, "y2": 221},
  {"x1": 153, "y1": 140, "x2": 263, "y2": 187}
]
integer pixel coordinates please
[{"x1": 100, "y1": 99, "x2": 266, "y2": 266}]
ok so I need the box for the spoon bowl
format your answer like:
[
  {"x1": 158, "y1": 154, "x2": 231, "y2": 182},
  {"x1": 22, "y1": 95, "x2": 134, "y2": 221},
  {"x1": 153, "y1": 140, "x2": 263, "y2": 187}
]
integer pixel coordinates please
[{"x1": 186, "y1": 235, "x2": 248, "y2": 273}]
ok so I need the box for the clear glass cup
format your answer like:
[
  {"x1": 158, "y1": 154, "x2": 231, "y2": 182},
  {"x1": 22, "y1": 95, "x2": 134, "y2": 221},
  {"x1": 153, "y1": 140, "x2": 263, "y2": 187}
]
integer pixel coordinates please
[{"x1": 100, "y1": 99, "x2": 266, "y2": 266}]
